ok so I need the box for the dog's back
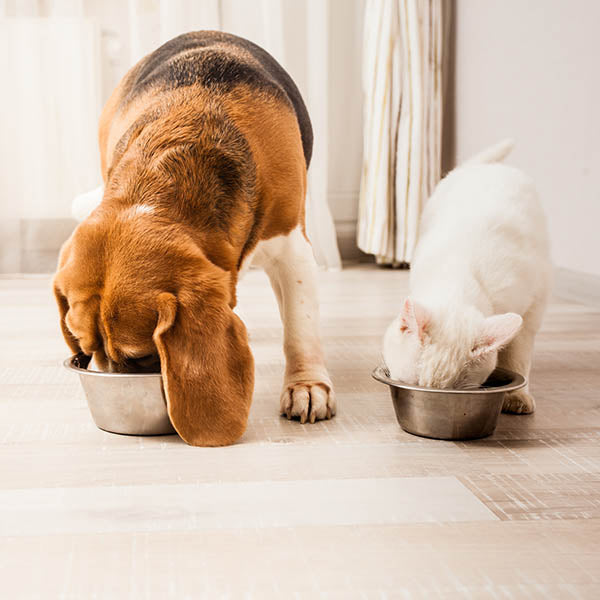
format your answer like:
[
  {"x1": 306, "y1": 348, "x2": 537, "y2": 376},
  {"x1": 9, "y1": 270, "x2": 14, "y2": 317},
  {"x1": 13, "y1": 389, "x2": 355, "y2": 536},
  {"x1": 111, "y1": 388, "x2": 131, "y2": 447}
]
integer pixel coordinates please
[
  {"x1": 98, "y1": 30, "x2": 311, "y2": 269},
  {"x1": 120, "y1": 31, "x2": 312, "y2": 167}
]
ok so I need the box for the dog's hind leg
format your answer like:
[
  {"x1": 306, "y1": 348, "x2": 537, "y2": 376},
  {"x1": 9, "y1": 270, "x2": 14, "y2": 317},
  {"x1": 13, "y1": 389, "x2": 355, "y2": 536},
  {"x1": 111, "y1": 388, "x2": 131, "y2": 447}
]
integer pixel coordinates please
[{"x1": 254, "y1": 227, "x2": 335, "y2": 423}]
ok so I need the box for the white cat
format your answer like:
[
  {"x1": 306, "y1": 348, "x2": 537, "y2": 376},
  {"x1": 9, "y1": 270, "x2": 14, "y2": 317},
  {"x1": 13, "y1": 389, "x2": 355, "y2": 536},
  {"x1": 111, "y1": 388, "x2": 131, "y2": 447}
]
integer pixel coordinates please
[{"x1": 383, "y1": 140, "x2": 551, "y2": 414}]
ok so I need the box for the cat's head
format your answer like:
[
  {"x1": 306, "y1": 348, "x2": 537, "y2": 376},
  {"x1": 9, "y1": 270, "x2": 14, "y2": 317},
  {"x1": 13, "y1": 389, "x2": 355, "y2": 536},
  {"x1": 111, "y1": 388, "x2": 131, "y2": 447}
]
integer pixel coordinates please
[{"x1": 383, "y1": 298, "x2": 523, "y2": 389}]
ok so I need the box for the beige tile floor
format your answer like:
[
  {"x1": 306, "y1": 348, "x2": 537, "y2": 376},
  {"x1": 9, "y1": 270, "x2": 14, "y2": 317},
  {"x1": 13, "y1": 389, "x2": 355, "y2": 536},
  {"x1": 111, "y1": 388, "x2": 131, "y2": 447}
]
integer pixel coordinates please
[{"x1": 1, "y1": 266, "x2": 599, "y2": 599}]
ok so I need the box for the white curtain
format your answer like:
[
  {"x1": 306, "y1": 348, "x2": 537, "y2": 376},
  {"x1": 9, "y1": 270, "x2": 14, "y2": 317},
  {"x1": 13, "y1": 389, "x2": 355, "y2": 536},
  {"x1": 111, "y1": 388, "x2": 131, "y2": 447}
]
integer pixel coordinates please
[
  {"x1": 0, "y1": 0, "x2": 341, "y2": 272},
  {"x1": 0, "y1": 0, "x2": 101, "y2": 272},
  {"x1": 357, "y1": 0, "x2": 444, "y2": 266}
]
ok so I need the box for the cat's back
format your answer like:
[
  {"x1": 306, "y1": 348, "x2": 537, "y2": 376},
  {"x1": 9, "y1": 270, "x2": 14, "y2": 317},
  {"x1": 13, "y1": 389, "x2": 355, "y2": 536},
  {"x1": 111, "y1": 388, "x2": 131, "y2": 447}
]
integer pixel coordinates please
[
  {"x1": 418, "y1": 163, "x2": 548, "y2": 251},
  {"x1": 412, "y1": 162, "x2": 551, "y2": 312},
  {"x1": 426, "y1": 163, "x2": 541, "y2": 225}
]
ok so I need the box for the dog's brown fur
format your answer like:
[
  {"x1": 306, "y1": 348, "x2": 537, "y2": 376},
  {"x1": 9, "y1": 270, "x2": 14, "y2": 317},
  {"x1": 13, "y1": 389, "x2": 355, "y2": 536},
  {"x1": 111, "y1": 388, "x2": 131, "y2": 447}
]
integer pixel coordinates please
[{"x1": 54, "y1": 32, "x2": 311, "y2": 446}]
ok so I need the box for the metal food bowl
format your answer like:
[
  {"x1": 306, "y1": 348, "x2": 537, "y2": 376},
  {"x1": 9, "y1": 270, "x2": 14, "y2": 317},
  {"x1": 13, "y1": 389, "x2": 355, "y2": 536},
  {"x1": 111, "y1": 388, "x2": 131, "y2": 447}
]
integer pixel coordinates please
[
  {"x1": 64, "y1": 354, "x2": 176, "y2": 436},
  {"x1": 372, "y1": 366, "x2": 526, "y2": 440}
]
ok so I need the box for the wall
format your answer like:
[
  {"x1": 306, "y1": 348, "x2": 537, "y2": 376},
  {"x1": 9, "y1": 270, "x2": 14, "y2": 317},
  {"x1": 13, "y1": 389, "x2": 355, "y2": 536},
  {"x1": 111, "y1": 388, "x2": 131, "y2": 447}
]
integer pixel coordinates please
[{"x1": 451, "y1": 0, "x2": 600, "y2": 277}]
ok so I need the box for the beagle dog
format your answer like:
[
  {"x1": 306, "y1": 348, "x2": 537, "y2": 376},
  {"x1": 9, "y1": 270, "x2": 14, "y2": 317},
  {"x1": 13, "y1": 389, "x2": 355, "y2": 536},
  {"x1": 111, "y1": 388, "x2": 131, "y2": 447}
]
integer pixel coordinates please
[{"x1": 53, "y1": 31, "x2": 335, "y2": 446}]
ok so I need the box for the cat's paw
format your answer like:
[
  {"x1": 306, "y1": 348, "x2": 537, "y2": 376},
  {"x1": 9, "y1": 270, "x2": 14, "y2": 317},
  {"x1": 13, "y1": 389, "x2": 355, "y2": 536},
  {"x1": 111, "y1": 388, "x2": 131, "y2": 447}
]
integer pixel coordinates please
[
  {"x1": 280, "y1": 381, "x2": 336, "y2": 424},
  {"x1": 502, "y1": 390, "x2": 535, "y2": 414}
]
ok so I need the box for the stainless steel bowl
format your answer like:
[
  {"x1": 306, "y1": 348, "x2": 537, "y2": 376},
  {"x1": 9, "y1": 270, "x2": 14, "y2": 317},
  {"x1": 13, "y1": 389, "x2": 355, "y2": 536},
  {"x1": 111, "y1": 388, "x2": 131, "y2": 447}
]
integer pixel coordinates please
[
  {"x1": 64, "y1": 354, "x2": 176, "y2": 436},
  {"x1": 372, "y1": 366, "x2": 526, "y2": 440}
]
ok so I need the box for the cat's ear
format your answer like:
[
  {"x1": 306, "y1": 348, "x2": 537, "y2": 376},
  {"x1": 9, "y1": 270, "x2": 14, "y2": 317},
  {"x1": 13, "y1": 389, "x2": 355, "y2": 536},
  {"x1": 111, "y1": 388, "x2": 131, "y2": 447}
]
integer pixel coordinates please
[
  {"x1": 472, "y1": 313, "x2": 523, "y2": 357},
  {"x1": 399, "y1": 297, "x2": 430, "y2": 341}
]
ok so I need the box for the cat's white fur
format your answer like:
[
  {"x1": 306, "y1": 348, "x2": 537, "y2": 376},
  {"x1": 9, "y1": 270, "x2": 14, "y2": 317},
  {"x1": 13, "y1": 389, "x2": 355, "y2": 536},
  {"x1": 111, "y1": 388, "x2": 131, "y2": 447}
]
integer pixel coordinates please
[{"x1": 383, "y1": 140, "x2": 551, "y2": 414}]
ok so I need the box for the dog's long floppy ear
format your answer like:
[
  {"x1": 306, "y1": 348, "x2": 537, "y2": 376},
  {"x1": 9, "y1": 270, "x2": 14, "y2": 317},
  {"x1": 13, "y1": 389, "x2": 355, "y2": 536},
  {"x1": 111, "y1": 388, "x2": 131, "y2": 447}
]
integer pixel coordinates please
[
  {"x1": 53, "y1": 280, "x2": 82, "y2": 354},
  {"x1": 153, "y1": 289, "x2": 255, "y2": 447},
  {"x1": 52, "y1": 241, "x2": 82, "y2": 355}
]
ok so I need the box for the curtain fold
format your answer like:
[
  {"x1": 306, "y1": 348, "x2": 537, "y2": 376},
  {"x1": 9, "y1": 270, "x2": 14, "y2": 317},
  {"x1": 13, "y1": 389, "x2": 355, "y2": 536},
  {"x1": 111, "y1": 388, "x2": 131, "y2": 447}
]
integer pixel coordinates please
[
  {"x1": 304, "y1": 0, "x2": 342, "y2": 270},
  {"x1": 357, "y1": 0, "x2": 444, "y2": 266}
]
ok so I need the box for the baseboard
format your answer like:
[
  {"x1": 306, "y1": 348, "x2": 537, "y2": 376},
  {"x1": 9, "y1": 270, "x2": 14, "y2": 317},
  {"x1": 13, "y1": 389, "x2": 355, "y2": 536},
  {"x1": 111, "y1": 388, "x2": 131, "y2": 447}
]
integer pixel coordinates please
[
  {"x1": 554, "y1": 267, "x2": 600, "y2": 307},
  {"x1": 335, "y1": 220, "x2": 373, "y2": 262},
  {"x1": 7, "y1": 217, "x2": 368, "y2": 273},
  {"x1": 0, "y1": 218, "x2": 77, "y2": 274}
]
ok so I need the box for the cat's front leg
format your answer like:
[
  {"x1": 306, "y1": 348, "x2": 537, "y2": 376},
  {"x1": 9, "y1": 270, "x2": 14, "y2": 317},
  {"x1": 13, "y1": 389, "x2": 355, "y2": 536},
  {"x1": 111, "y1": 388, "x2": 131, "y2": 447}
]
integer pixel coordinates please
[
  {"x1": 497, "y1": 327, "x2": 537, "y2": 414},
  {"x1": 503, "y1": 388, "x2": 535, "y2": 414}
]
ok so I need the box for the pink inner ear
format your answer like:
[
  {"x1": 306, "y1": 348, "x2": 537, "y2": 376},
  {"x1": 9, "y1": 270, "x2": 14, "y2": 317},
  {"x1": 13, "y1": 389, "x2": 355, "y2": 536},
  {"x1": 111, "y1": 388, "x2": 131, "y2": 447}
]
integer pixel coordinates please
[
  {"x1": 473, "y1": 313, "x2": 523, "y2": 356},
  {"x1": 400, "y1": 298, "x2": 430, "y2": 340}
]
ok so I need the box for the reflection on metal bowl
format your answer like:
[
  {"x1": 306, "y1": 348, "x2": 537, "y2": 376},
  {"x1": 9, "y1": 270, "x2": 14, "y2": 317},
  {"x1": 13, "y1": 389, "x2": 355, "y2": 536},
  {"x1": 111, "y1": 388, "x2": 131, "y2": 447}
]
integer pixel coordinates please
[
  {"x1": 64, "y1": 353, "x2": 176, "y2": 436},
  {"x1": 372, "y1": 366, "x2": 526, "y2": 440}
]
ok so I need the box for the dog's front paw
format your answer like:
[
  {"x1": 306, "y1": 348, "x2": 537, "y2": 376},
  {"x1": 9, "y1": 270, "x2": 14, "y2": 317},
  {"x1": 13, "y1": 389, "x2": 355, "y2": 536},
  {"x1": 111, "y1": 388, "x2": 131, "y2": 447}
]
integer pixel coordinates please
[
  {"x1": 502, "y1": 390, "x2": 536, "y2": 414},
  {"x1": 280, "y1": 381, "x2": 336, "y2": 424}
]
